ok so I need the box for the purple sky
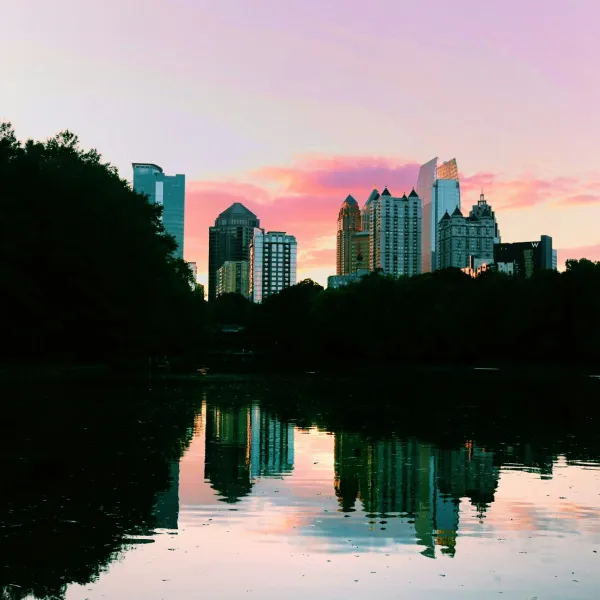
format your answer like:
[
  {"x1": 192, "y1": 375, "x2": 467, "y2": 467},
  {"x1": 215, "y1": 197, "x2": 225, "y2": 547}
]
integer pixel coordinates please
[{"x1": 3, "y1": 0, "x2": 600, "y2": 285}]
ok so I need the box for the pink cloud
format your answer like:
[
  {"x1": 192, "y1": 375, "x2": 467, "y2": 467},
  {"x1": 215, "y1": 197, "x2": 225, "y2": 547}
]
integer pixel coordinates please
[
  {"x1": 254, "y1": 156, "x2": 419, "y2": 196},
  {"x1": 557, "y1": 194, "x2": 600, "y2": 206},
  {"x1": 461, "y1": 172, "x2": 577, "y2": 209}
]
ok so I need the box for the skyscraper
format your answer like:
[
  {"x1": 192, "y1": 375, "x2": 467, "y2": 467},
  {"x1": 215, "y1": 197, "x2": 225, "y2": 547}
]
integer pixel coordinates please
[
  {"x1": 438, "y1": 193, "x2": 500, "y2": 270},
  {"x1": 416, "y1": 157, "x2": 460, "y2": 273},
  {"x1": 249, "y1": 229, "x2": 297, "y2": 303},
  {"x1": 336, "y1": 195, "x2": 362, "y2": 275},
  {"x1": 208, "y1": 203, "x2": 260, "y2": 302},
  {"x1": 370, "y1": 187, "x2": 422, "y2": 277},
  {"x1": 132, "y1": 163, "x2": 185, "y2": 259},
  {"x1": 216, "y1": 260, "x2": 250, "y2": 298},
  {"x1": 361, "y1": 188, "x2": 380, "y2": 237}
]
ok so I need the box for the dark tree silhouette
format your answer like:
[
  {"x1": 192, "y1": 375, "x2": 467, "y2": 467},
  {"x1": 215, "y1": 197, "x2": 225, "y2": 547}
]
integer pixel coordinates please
[{"x1": 0, "y1": 123, "x2": 206, "y2": 368}]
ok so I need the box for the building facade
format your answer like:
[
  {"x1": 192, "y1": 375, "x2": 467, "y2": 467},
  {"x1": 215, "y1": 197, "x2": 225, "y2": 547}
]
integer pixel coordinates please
[
  {"x1": 350, "y1": 231, "x2": 370, "y2": 274},
  {"x1": 438, "y1": 193, "x2": 500, "y2": 270},
  {"x1": 249, "y1": 229, "x2": 297, "y2": 303},
  {"x1": 493, "y1": 235, "x2": 554, "y2": 277},
  {"x1": 416, "y1": 157, "x2": 460, "y2": 273},
  {"x1": 327, "y1": 269, "x2": 369, "y2": 289},
  {"x1": 370, "y1": 188, "x2": 422, "y2": 277},
  {"x1": 216, "y1": 260, "x2": 250, "y2": 298},
  {"x1": 336, "y1": 195, "x2": 362, "y2": 275},
  {"x1": 208, "y1": 203, "x2": 260, "y2": 302},
  {"x1": 132, "y1": 163, "x2": 185, "y2": 259},
  {"x1": 362, "y1": 188, "x2": 380, "y2": 236}
]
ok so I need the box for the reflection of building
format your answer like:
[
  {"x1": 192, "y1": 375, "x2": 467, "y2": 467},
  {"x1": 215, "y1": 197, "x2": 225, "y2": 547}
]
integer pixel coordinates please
[
  {"x1": 370, "y1": 188, "x2": 422, "y2": 276},
  {"x1": 249, "y1": 229, "x2": 297, "y2": 303},
  {"x1": 208, "y1": 203, "x2": 260, "y2": 301},
  {"x1": 333, "y1": 434, "x2": 501, "y2": 557},
  {"x1": 334, "y1": 433, "x2": 366, "y2": 512},
  {"x1": 250, "y1": 406, "x2": 294, "y2": 478},
  {"x1": 204, "y1": 404, "x2": 253, "y2": 503},
  {"x1": 416, "y1": 157, "x2": 460, "y2": 272},
  {"x1": 154, "y1": 461, "x2": 180, "y2": 529},
  {"x1": 216, "y1": 260, "x2": 250, "y2": 298},
  {"x1": 494, "y1": 235, "x2": 554, "y2": 277},
  {"x1": 204, "y1": 404, "x2": 295, "y2": 503},
  {"x1": 132, "y1": 163, "x2": 185, "y2": 259},
  {"x1": 438, "y1": 193, "x2": 500, "y2": 270}
]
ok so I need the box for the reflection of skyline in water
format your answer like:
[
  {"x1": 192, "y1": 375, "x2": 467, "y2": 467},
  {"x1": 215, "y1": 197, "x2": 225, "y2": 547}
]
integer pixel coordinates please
[
  {"x1": 168, "y1": 398, "x2": 592, "y2": 560},
  {"x1": 203, "y1": 402, "x2": 295, "y2": 503},
  {"x1": 333, "y1": 435, "x2": 500, "y2": 557}
]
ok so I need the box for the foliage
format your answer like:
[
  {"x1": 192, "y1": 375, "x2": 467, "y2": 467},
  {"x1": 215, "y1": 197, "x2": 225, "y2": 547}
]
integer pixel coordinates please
[
  {"x1": 214, "y1": 261, "x2": 600, "y2": 369},
  {"x1": 0, "y1": 123, "x2": 206, "y2": 366}
]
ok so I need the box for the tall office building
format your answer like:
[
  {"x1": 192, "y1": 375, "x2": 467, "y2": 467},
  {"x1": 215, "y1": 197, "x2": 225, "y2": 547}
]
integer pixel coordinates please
[
  {"x1": 208, "y1": 203, "x2": 260, "y2": 302},
  {"x1": 132, "y1": 163, "x2": 185, "y2": 259},
  {"x1": 438, "y1": 193, "x2": 500, "y2": 270},
  {"x1": 249, "y1": 229, "x2": 297, "y2": 303},
  {"x1": 362, "y1": 188, "x2": 380, "y2": 236},
  {"x1": 416, "y1": 157, "x2": 460, "y2": 273},
  {"x1": 369, "y1": 187, "x2": 422, "y2": 277},
  {"x1": 336, "y1": 195, "x2": 362, "y2": 275},
  {"x1": 216, "y1": 260, "x2": 250, "y2": 298}
]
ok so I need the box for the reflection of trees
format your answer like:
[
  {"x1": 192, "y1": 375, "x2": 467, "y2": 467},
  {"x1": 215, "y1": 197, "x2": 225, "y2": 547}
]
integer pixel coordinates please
[{"x1": 0, "y1": 381, "x2": 198, "y2": 600}]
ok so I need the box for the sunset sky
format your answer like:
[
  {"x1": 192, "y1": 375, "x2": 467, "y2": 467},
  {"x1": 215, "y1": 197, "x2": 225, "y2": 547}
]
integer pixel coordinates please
[{"x1": 3, "y1": 0, "x2": 600, "y2": 286}]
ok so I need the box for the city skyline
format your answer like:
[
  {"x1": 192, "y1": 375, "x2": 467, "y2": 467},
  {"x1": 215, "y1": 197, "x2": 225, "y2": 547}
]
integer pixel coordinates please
[{"x1": 4, "y1": 1, "x2": 600, "y2": 287}]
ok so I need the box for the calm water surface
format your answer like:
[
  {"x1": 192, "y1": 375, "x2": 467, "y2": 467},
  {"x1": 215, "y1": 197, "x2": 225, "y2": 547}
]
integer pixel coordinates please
[{"x1": 3, "y1": 377, "x2": 600, "y2": 599}]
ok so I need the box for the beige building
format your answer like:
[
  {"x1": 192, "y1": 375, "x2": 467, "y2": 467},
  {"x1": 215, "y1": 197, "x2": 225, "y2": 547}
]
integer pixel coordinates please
[
  {"x1": 336, "y1": 195, "x2": 362, "y2": 275},
  {"x1": 216, "y1": 260, "x2": 250, "y2": 298},
  {"x1": 438, "y1": 193, "x2": 500, "y2": 270},
  {"x1": 369, "y1": 187, "x2": 422, "y2": 277}
]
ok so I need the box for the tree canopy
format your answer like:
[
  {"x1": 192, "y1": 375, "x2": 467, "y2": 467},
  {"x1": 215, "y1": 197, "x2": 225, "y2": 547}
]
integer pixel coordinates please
[
  {"x1": 0, "y1": 123, "x2": 205, "y2": 366},
  {"x1": 209, "y1": 262, "x2": 600, "y2": 370}
]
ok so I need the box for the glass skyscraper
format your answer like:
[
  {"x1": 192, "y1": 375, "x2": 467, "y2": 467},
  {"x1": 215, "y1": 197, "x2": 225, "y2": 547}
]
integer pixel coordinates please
[
  {"x1": 132, "y1": 163, "x2": 185, "y2": 259},
  {"x1": 416, "y1": 158, "x2": 460, "y2": 273},
  {"x1": 208, "y1": 203, "x2": 260, "y2": 302}
]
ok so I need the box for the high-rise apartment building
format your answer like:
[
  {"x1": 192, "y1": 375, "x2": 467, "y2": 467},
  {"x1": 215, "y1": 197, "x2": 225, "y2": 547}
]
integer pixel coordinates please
[
  {"x1": 336, "y1": 195, "x2": 362, "y2": 275},
  {"x1": 416, "y1": 157, "x2": 460, "y2": 273},
  {"x1": 216, "y1": 260, "x2": 250, "y2": 298},
  {"x1": 350, "y1": 231, "x2": 370, "y2": 274},
  {"x1": 249, "y1": 229, "x2": 297, "y2": 303},
  {"x1": 362, "y1": 188, "x2": 380, "y2": 236},
  {"x1": 494, "y1": 235, "x2": 554, "y2": 277},
  {"x1": 369, "y1": 187, "x2": 422, "y2": 277},
  {"x1": 438, "y1": 193, "x2": 500, "y2": 270},
  {"x1": 132, "y1": 163, "x2": 185, "y2": 259},
  {"x1": 208, "y1": 203, "x2": 260, "y2": 302}
]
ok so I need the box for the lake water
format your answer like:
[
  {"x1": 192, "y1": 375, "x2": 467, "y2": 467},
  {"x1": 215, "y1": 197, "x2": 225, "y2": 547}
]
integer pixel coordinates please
[{"x1": 2, "y1": 375, "x2": 600, "y2": 599}]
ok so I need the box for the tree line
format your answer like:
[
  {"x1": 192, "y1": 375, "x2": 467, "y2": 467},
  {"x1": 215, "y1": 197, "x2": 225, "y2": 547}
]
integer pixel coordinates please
[{"x1": 212, "y1": 260, "x2": 600, "y2": 370}]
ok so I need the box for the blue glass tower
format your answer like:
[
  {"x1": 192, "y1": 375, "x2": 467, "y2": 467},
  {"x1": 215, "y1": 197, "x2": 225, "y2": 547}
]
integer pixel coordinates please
[{"x1": 132, "y1": 163, "x2": 185, "y2": 259}]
